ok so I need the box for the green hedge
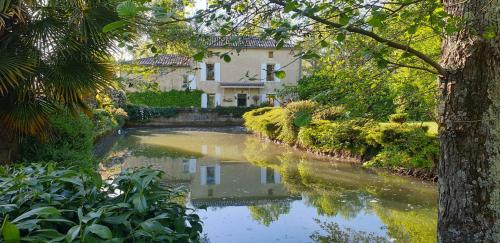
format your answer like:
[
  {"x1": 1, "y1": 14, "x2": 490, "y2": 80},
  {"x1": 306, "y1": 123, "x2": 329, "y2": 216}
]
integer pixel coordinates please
[
  {"x1": 243, "y1": 104, "x2": 438, "y2": 172},
  {"x1": 125, "y1": 104, "x2": 179, "y2": 122},
  {"x1": 127, "y1": 90, "x2": 203, "y2": 107}
]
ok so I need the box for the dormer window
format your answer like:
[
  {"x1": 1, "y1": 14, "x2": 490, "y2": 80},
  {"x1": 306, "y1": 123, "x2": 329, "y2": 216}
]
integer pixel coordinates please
[
  {"x1": 266, "y1": 64, "x2": 275, "y2": 81},
  {"x1": 268, "y1": 51, "x2": 274, "y2": 58}
]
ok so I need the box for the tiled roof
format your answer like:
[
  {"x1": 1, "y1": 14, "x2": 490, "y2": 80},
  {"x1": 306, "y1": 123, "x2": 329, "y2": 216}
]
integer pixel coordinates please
[
  {"x1": 126, "y1": 54, "x2": 191, "y2": 67},
  {"x1": 205, "y1": 36, "x2": 294, "y2": 49}
]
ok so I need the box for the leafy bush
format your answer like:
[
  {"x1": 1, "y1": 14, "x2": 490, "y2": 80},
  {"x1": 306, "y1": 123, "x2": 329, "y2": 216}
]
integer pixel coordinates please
[
  {"x1": 297, "y1": 118, "x2": 377, "y2": 157},
  {"x1": 213, "y1": 106, "x2": 259, "y2": 118},
  {"x1": 0, "y1": 164, "x2": 202, "y2": 242},
  {"x1": 125, "y1": 105, "x2": 179, "y2": 122},
  {"x1": 312, "y1": 105, "x2": 346, "y2": 121},
  {"x1": 19, "y1": 112, "x2": 95, "y2": 166},
  {"x1": 243, "y1": 107, "x2": 284, "y2": 139},
  {"x1": 389, "y1": 113, "x2": 408, "y2": 124},
  {"x1": 243, "y1": 106, "x2": 438, "y2": 172},
  {"x1": 127, "y1": 90, "x2": 203, "y2": 107},
  {"x1": 278, "y1": 101, "x2": 319, "y2": 144},
  {"x1": 365, "y1": 124, "x2": 438, "y2": 169},
  {"x1": 93, "y1": 108, "x2": 128, "y2": 140}
]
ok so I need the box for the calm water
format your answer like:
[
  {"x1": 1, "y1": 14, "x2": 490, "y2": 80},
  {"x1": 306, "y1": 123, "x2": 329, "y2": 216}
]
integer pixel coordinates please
[{"x1": 101, "y1": 127, "x2": 437, "y2": 243}]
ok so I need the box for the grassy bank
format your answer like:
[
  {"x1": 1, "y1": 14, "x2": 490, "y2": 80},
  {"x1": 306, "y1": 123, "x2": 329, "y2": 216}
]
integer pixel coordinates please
[{"x1": 243, "y1": 102, "x2": 438, "y2": 179}]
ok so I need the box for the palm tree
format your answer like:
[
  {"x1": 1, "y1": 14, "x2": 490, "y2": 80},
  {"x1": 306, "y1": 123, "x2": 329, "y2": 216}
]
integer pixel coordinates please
[{"x1": 0, "y1": 0, "x2": 119, "y2": 159}]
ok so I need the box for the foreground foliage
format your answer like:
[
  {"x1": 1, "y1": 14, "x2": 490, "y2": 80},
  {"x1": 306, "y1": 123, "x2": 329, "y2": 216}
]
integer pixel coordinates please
[
  {"x1": 0, "y1": 165, "x2": 202, "y2": 242},
  {"x1": 244, "y1": 105, "x2": 438, "y2": 174}
]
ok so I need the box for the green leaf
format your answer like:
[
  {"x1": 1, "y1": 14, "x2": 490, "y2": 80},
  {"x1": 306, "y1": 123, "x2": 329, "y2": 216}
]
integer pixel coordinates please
[
  {"x1": 336, "y1": 33, "x2": 346, "y2": 42},
  {"x1": 223, "y1": 54, "x2": 231, "y2": 63},
  {"x1": 408, "y1": 25, "x2": 418, "y2": 34},
  {"x1": 193, "y1": 52, "x2": 205, "y2": 61},
  {"x1": 339, "y1": 14, "x2": 350, "y2": 26},
  {"x1": 2, "y1": 221, "x2": 20, "y2": 243},
  {"x1": 293, "y1": 110, "x2": 312, "y2": 127},
  {"x1": 102, "y1": 20, "x2": 128, "y2": 33},
  {"x1": 86, "y1": 224, "x2": 112, "y2": 240},
  {"x1": 132, "y1": 194, "x2": 148, "y2": 213},
  {"x1": 284, "y1": 2, "x2": 298, "y2": 13},
  {"x1": 116, "y1": 1, "x2": 138, "y2": 19},
  {"x1": 12, "y1": 207, "x2": 60, "y2": 223},
  {"x1": 66, "y1": 225, "x2": 81, "y2": 242},
  {"x1": 275, "y1": 70, "x2": 286, "y2": 79},
  {"x1": 320, "y1": 40, "x2": 329, "y2": 47},
  {"x1": 367, "y1": 12, "x2": 384, "y2": 28}
]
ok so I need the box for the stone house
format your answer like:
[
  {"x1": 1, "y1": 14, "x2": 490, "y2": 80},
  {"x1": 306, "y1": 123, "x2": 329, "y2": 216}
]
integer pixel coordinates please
[{"x1": 120, "y1": 36, "x2": 301, "y2": 107}]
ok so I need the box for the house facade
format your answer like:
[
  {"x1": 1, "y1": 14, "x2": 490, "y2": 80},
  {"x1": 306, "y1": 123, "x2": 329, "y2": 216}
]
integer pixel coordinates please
[{"x1": 122, "y1": 36, "x2": 301, "y2": 107}]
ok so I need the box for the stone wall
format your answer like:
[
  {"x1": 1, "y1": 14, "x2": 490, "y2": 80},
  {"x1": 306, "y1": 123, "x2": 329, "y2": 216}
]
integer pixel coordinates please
[{"x1": 125, "y1": 108, "x2": 244, "y2": 127}]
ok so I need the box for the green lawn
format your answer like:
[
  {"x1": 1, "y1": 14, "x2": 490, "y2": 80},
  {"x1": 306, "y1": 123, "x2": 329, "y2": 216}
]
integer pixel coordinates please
[{"x1": 379, "y1": 122, "x2": 438, "y2": 136}]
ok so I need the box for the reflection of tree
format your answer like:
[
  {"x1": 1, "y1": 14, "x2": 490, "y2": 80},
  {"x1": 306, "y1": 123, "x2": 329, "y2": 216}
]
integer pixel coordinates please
[
  {"x1": 244, "y1": 141, "x2": 438, "y2": 242},
  {"x1": 248, "y1": 202, "x2": 291, "y2": 226},
  {"x1": 310, "y1": 219, "x2": 390, "y2": 243},
  {"x1": 373, "y1": 206, "x2": 437, "y2": 243}
]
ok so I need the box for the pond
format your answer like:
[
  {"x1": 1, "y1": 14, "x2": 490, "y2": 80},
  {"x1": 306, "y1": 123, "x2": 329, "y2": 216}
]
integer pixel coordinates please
[{"x1": 101, "y1": 127, "x2": 437, "y2": 243}]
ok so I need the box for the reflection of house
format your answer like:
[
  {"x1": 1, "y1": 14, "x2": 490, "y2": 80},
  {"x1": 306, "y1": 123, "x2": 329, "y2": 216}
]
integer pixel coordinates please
[
  {"x1": 119, "y1": 151, "x2": 298, "y2": 207},
  {"x1": 120, "y1": 36, "x2": 301, "y2": 108}
]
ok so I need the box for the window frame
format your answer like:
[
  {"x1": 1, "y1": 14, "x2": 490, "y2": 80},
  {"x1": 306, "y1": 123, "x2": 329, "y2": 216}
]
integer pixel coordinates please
[
  {"x1": 206, "y1": 63, "x2": 215, "y2": 81},
  {"x1": 266, "y1": 64, "x2": 275, "y2": 82}
]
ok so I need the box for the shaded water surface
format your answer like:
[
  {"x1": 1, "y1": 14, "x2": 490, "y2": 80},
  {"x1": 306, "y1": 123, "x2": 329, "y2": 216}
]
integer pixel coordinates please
[{"x1": 102, "y1": 127, "x2": 437, "y2": 243}]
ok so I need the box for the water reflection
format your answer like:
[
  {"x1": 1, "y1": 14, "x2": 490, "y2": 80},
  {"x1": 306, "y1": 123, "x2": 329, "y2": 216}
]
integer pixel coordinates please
[{"x1": 102, "y1": 128, "x2": 437, "y2": 243}]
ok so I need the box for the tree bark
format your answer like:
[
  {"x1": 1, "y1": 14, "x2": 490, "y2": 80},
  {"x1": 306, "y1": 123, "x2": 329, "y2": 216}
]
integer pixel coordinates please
[{"x1": 439, "y1": 0, "x2": 499, "y2": 242}]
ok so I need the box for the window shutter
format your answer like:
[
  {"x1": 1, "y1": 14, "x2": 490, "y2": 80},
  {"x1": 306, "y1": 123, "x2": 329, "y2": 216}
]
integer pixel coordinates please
[
  {"x1": 260, "y1": 94, "x2": 267, "y2": 104},
  {"x1": 188, "y1": 74, "x2": 196, "y2": 90},
  {"x1": 215, "y1": 93, "x2": 221, "y2": 107},
  {"x1": 199, "y1": 62, "x2": 206, "y2": 81},
  {"x1": 200, "y1": 166, "x2": 207, "y2": 185},
  {"x1": 215, "y1": 165, "x2": 221, "y2": 185},
  {"x1": 274, "y1": 171, "x2": 281, "y2": 184},
  {"x1": 214, "y1": 63, "x2": 221, "y2": 82},
  {"x1": 260, "y1": 167, "x2": 267, "y2": 184},
  {"x1": 260, "y1": 63, "x2": 267, "y2": 82},
  {"x1": 189, "y1": 159, "x2": 197, "y2": 173},
  {"x1": 275, "y1": 63, "x2": 281, "y2": 82},
  {"x1": 201, "y1": 93, "x2": 208, "y2": 108}
]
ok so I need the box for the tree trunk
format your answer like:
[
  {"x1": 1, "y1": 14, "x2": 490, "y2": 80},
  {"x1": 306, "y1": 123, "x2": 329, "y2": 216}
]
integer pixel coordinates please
[{"x1": 439, "y1": 1, "x2": 499, "y2": 242}]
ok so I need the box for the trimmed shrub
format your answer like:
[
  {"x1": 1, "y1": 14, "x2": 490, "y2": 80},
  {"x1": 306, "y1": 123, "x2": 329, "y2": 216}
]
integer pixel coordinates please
[
  {"x1": 125, "y1": 104, "x2": 179, "y2": 122},
  {"x1": 19, "y1": 112, "x2": 95, "y2": 166},
  {"x1": 312, "y1": 105, "x2": 346, "y2": 121},
  {"x1": 364, "y1": 123, "x2": 438, "y2": 169},
  {"x1": 243, "y1": 107, "x2": 284, "y2": 139},
  {"x1": 297, "y1": 118, "x2": 377, "y2": 157},
  {"x1": 0, "y1": 165, "x2": 202, "y2": 242},
  {"x1": 278, "y1": 101, "x2": 320, "y2": 144},
  {"x1": 127, "y1": 90, "x2": 203, "y2": 107},
  {"x1": 213, "y1": 106, "x2": 259, "y2": 118},
  {"x1": 389, "y1": 113, "x2": 408, "y2": 124}
]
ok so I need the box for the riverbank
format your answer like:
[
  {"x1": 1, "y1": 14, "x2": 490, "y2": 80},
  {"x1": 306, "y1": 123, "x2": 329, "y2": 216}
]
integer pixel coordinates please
[{"x1": 243, "y1": 105, "x2": 438, "y2": 181}]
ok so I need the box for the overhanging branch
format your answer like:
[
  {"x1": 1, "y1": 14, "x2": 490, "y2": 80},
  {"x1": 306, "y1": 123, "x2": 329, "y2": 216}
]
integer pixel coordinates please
[{"x1": 268, "y1": 0, "x2": 446, "y2": 76}]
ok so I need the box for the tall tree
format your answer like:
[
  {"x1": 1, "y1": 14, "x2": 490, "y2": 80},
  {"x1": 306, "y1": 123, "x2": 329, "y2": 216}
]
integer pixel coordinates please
[{"x1": 0, "y1": 0, "x2": 120, "y2": 160}]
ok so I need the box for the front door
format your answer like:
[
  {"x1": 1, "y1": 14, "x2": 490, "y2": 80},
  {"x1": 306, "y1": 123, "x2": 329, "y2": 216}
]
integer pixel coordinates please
[{"x1": 237, "y1": 94, "x2": 247, "y2": 107}]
